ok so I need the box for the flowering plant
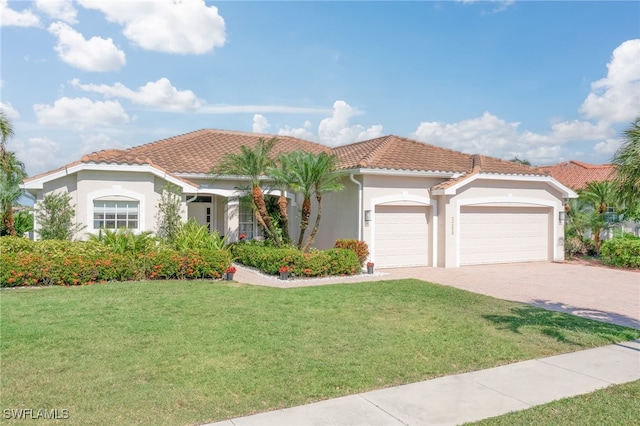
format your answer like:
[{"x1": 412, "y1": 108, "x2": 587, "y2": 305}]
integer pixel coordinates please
[
  {"x1": 366, "y1": 262, "x2": 374, "y2": 267},
  {"x1": 226, "y1": 266, "x2": 237, "y2": 273},
  {"x1": 279, "y1": 266, "x2": 290, "y2": 273},
  {"x1": 239, "y1": 233, "x2": 247, "y2": 240}
]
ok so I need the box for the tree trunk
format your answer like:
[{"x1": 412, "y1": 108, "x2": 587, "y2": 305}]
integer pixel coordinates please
[
  {"x1": 297, "y1": 197, "x2": 311, "y2": 249},
  {"x1": 252, "y1": 185, "x2": 281, "y2": 247},
  {"x1": 303, "y1": 194, "x2": 323, "y2": 252},
  {"x1": 278, "y1": 192, "x2": 290, "y2": 243}
]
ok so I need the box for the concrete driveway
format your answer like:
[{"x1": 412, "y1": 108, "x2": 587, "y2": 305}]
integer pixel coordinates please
[{"x1": 384, "y1": 262, "x2": 640, "y2": 329}]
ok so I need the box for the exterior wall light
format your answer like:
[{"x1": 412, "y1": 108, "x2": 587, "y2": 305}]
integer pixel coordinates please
[
  {"x1": 364, "y1": 210, "x2": 372, "y2": 222},
  {"x1": 558, "y1": 211, "x2": 565, "y2": 224}
]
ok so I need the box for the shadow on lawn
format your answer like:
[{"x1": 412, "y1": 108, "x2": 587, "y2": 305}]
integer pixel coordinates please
[{"x1": 483, "y1": 305, "x2": 640, "y2": 345}]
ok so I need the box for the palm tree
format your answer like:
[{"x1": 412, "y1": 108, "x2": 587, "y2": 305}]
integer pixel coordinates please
[
  {"x1": 268, "y1": 154, "x2": 293, "y2": 244},
  {"x1": 0, "y1": 150, "x2": 27, "y2": 236},
  {"x1": 303, "y1": 152, "x2": 344, "y2": 252},
  {"x1": 211, "y1": 138, "x2": 282, "y2": 247},
  {"x1": 612, "y1": 117, "x2": 640, "y2": 219},
  {"x1": 0, "y1": 110, "x2": 26, "y2": 236},
  {"x1": 0, "y1": 108, "x2": 15, "y2": 153},
  {"x1": 578, "y1": 180, "x2": 618, "y2": 252},
  {"x1": 280, "y1": 151, "x2": 315, "y2": 249},
  {"x1": 284, "y1": 151, "x2": 344, "y2": 251}
]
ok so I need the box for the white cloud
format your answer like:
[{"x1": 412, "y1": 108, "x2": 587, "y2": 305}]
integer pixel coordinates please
[
  {"x1": 580, "y1": 39, "x2": 640, "y2": 124},
  {"x1": 252, "y1": 114, "x2": 270, "y2": 133},
  {"x1": 278, "y1": 124, "x2": 317, "y2": 142},
  {"x1": 78, "y1": 0, "x2": 226, "y2": 55},
  {"x1": 317, "y1": 100, "x2": 383, "y2": 146},
  {"x1": 34, "y1": 97, "x2": 130, "y2": 130},
  {"x1": 48, "y1": 22, "x2": 126, "y2": 72},
  {"x1": 201, "y1": 105, "x2": 332, "y2": 114},
  {"x1": 71, "y1": 78, "x2": 202, "y2": 111},
  {"x1": 35, "y1": 0, "x2": 77, "y2": 24},
  {"x1": 593, "y1": 138, "x2": 622, "y2": 156},
  {"x1": 78, "y1": 132, "x2": 126, "y2": 155},
  {"x1": 0, "y1": 102, "x2": 20, "y2": 119},
  {"x1": 13, "y1": 137, "x2": 64, "y2": 175},
  {"x1": 0, "y1": 0, "x2": 40, "y2": 27}
]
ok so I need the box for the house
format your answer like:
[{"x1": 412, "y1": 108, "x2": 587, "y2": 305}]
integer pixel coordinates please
[
  {"x1": 538, "y1": 160, "x2": 615, "y2": 190},
  {"x1": 540, "y1": 160, "x2": 639, "y2": 237},
  {"x1": 21, "y1": 129, "x2": 577, "y2": 268}
]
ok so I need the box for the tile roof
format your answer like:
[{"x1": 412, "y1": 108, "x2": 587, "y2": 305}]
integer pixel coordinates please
[
  {"x1": 24, "y1": 129, "x2": 551, "y2": 186},
  {"x1": 538, "y1": 160, "x2": 616, "y2": 190},
  {"x1": 81, "y1": 129, "x2": 331, "y2": 174}
]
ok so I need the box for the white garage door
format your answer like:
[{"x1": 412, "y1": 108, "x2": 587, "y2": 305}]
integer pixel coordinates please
[
  {"x1": 375, "y1": 205, "x2": 429, "y2": 268},
  {"x1": 460, "y1": 206, "x2": 550, "y2": 266}
]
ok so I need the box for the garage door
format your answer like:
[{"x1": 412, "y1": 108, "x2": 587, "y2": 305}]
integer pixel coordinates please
[
  {"x1": 460, "y1": 206, "x2": 549, "y2": 266},
  {"x1": 375, "y1": 205, "x2": 429, "y2": 268}
]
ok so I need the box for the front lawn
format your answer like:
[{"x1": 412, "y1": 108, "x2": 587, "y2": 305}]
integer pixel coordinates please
[
  {"x1": 1, "y1": 279, "x2": 638, "y2": 425},
  {"x1": 472, "y1": 380, "x2": 640, "y2": 425}
]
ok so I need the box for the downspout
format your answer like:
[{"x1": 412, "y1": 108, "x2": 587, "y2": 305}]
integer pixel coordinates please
[{"x1": 349, "y1": 173, "x2": 362, "y2": 240}]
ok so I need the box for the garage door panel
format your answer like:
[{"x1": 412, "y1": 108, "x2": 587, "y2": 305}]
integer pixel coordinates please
[
  {"x1": 460, "y1": 206, "x2": 549, "y2": 266},
  {"x1": 375, "y1": 205, "x2": 429, "y2": 268}
]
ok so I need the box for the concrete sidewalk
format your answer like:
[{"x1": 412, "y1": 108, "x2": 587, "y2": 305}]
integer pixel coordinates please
[{"x1": 207, "y1": 340, "x2": 640, "y2": 426}]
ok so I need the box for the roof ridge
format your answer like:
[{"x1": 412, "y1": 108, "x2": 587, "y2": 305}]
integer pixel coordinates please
[{"x1": 359, "y1": 135, "x2": 394, "y2": 167}]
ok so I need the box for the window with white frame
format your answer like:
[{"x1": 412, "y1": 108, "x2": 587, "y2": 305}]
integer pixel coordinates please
[
  {"x1": 238, "y1": 204, "x2": 255, "y2": 239},
  {"x1": 93, "y1": 201, "x2": 139, "y2": 230}
]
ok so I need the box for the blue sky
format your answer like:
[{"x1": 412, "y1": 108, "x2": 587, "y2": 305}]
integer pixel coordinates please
[{"x1": 1, "y1": 0, "x2": 639, "y2": 176}]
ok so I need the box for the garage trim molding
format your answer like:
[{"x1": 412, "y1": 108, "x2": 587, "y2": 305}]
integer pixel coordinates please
[
  {"x1": 369, "y1": 194, "x2": 437, "y2": 267},
  {"x1": 453, "y1": 196, "x2": 558, "y2": 267}
]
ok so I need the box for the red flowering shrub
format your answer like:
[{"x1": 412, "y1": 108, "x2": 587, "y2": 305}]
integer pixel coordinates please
[
  {"x1": 334, "y1": 239, "x2": 369, "y2": 266},
  {"x1": 0, "y1": 237, "x2": 230, "y2": 286}
]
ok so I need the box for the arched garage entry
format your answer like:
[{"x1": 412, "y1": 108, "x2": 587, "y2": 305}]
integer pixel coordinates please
[{"x1": 370, "y1": 194, "x2": 436, "y2": 268}]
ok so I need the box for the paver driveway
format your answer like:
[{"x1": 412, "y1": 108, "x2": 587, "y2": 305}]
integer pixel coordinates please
[
  {"x1": 235, "y1": 261, "x2": 639, "y2": 329},
  {"x1": 385, "y1": 262, "x2": 640, "y2": 329}
]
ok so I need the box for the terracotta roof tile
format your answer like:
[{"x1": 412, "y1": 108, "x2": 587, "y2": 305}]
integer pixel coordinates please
[
  {"x1": 333, "y1": 135, "x2": 472, "y2": 173},
  {"x1": 26, "y1": 129, "x2": 552, "y2": 186},
  {"x1": 84, "y1": 129, "x2": 331, "y2": 174},
  {"x1": 538, "y1": 161, "x2": 615, "y2": 190}
]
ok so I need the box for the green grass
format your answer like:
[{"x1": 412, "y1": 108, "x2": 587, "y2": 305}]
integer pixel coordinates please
[
  {"x1": 472, "y1": 380, "x2": 640, "y2": 425},
  {"x1": 1, "y1": 279, "x2": 638, "y2": 425}
]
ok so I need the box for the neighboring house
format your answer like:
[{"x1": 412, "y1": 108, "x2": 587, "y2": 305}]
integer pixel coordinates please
[
  {"x1": 21, "y1": 129, "x2": 577, "y2": 268},
  {"x1": 538, "y1": 161, "x2": 615, "y2": 190},
  {"x1": 540, "y1": 160, "x2": 639, "y2": 237}
]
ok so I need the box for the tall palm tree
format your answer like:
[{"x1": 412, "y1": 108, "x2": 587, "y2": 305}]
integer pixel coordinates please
[
  {"x1": 303, "y1": 152, "x2": 344, "y2": 252},
  {"x1": 268, "y1": 154, "x2": 293, "y2": 244},
  {"x1": 612, "y1": 117, "x2": 640, "y2": 218},
  {"x1": 281, "y1": 151, "x2": 316, "y2": 249},
  {"x1": 578, "y1": 180, "x2": 618, "y2": 252},
  {"x1": 211, "y1": 138, "x2": 282, "y2": 247},
  {"x1": 0, "y1": 108, "x2": 15, "y2": 154},
  {"x1": 0, "y1": 109, "x2": 25, "y2": 236},
  {"x1": 284, "y1": 151, "x2": 344, "y2": 251},
  {"x1": 0, "y1": 151, "x2": 27, "y2": 236}
]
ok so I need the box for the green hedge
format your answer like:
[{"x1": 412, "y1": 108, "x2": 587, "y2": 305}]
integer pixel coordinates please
[
  {"x1": 0, "y1": 237, "x2": 230, "y2": 287},
  {"x1": 232, "y1": 243, "x2": 361, "y2": 277},
  {"x1": 600, "y1": 237, "x2": 640, "y2": 268}
]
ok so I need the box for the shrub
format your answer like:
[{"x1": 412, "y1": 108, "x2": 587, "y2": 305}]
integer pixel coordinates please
[
  {"x1": 232, "y1": 243, "x2": 360, "y2": 277},
  {"x1": 0, "y1": 235, "x2": 35, "y2": 253},
  {"x1": 565, "y1": 236, "x2": 597, "y2": 257},
  {"x1": 171, "y1": 219, "x2": 227, "y2": 251},
  {"x1": 36, "y1": 192, "x2": 86, "y2": 240},
  {"x1": 334, "y1": 239, "x2": 369, "y2": 265},
  {"x1": 87, "y1": 229, "x2": 157, "y2": 255},
  {"x1": 0, "y1": 238, "x2": 231, "y2": 287},
  {"x1": 600, "y1": 238, "x2": 640, "y2": 268}
]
